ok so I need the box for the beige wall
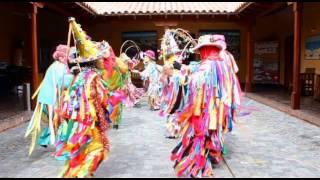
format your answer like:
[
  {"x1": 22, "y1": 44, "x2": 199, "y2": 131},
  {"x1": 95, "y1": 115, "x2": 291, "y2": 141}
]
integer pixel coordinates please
[
  {"x1": 88, "y1": 19, "x2": 248, "y2": 82},
  {"x1": 253, "y1": 7, "x2": 293, "y2": 85},
  {"x1": 301, "y1": 2, "x2": 320, "y2": 74}
]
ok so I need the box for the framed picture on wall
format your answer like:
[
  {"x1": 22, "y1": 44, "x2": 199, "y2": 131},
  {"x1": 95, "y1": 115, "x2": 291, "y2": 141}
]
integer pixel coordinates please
[
  {"x1": 305, "y1": 35, "x2": 320, "y2": 60},
  {"x1": 199, "y1": 30, "x2": 241, "y2": 61},
  {"x1": 254, "y1": 41, "x2": 279, "y2": 55},
  {"x1": 253, "y1": 41, "x2": 280, "y2": 84}
]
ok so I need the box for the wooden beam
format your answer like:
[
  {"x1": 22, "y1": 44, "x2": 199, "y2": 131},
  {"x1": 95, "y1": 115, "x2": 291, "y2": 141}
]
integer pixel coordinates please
[
  {"x1": 291, "y1": 2, "x2": 302, "y2": 109},
  {"x1": 235, "y1": 2, "x2": 255, "y2": 13},
  {"x1": 237, "y1": 2, "x2": 286, "y2": 20},
  {"x1": 74, "y1": 2, "x2": 96, "y2": 15},
  {"x1": 245, "y1": 24, "x2": 254, "y2": 93},
  {"x1": 32, "y1": 2, "x2": 44, "y2": 8},
  {"x1": 43, "y1": 2, "x2": 73, "y2": 17},
  {"x1": 31, "y1": 3, "x2": 39, "y2": 108},
  {"x1": 257, "y1": 3, "x2": 288, "y2": 18},
  {"x1": 154, "y1": 21, "x2": 178, "y2": 27}
]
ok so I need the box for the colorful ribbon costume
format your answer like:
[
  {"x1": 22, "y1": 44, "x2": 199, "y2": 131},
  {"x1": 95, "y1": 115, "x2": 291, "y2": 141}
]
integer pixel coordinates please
[
  {"x1": 54, "y1": 17, "x2": 126, "y2": 178},
  {"x1": 102, "y1": 50, "x2": 143, "y2": 128},
  {"x1": 54, "y1": 67, "x2": 111, "y2": 178},
  {"x1": 136, "y1": 50, "x2": 162, "y2": 110},
  {"x1": 118, "y1": 52, "x2": 144, "y2": 108},
  {"x1": 159, "y1": 29, "x2": 198, "y2": 139},
  {"x1": 25, "y1": 45, "x2": 69, "y2": 155},
  {"x1": 27, "y1": 17, "x2": 124, "y2": 178},
  {"x1": 165, "y1": 34, "x2": 242, "y2": 178}
]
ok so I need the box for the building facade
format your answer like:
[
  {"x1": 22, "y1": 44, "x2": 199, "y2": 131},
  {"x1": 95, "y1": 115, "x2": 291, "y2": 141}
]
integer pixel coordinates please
[{"x1": 0, "y1": 2, "x2": 319, "y2": 110}]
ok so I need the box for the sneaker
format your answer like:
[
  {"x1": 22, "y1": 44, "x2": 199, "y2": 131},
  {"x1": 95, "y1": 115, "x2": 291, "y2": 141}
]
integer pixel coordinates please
[{"x1": 40, "y1": 145, "x2": 48, "y2": 148}]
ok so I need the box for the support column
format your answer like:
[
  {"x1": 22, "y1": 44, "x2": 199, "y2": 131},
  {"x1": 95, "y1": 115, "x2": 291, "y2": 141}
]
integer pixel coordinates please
[
  {"x1": 291, "y1": 2, "x2": 302, "y2": 109},
  {"x1": 30, "y1": 2, "x2": 43, "y2": 108},
  {"x1": 245, "y1": 25, "x2": 253, "y2": 93},
  {"x1": 31, "y1": 3, "x2": 39, "y2": 108}
]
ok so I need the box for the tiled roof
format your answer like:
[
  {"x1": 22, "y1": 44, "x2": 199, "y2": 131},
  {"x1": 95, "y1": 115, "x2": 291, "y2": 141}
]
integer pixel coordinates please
[{"x1": 80, "y1": 2, "x2": 248, "y2": 16}]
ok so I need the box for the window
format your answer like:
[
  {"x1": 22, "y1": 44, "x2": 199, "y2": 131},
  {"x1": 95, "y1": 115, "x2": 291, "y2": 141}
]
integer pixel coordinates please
[
  {"x1": 199, "y1": 30, "x2": 241, "y2": 61},
  {"x1": 122, "y1": 31, "x2": 158, "y2": 88},
  {"x1": 122, "y1": 31, "x2": 158, "y2": 59}
]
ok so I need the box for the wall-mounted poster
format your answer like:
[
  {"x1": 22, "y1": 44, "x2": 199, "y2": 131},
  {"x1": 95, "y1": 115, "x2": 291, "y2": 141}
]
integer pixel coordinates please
[
  {"x1": 255, "y1": 41, "x2": 279, "y2": 55},
  {"x1": 253, "y1": 41, "x2": 280, "y2": 84},
  {"x1": 199, "y1": 30, "x2": 241, "y2": 61},
  {"x1": 305, "y1": 35, "x2": 320, "y2": 60}
]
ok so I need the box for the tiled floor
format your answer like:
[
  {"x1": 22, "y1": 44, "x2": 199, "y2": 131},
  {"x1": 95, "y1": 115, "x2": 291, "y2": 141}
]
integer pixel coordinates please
[
  {"x1": 0, "y1": 97, "x2": 320, "y2": 178},
  {"x1": 248, "y1": 85, "x2": 320, "y2": 127},
  {"x1": 0, "y1": 94, "x2": 25, "y2": 120},
  {"x1": 0, "y1": 94, "x2": 31, "y2": 132}
]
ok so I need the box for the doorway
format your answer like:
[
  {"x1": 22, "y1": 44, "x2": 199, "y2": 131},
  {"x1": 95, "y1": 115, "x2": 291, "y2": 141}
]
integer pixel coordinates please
[{"x1": 284, "y1": 35, "x2": 294, "y2": 91}]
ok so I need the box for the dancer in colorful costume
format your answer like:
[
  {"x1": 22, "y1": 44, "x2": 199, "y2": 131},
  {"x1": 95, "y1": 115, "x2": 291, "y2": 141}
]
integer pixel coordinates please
[
  {"x1": 100, "y1": 47, "x2": 128, "y2": 130},
  {"x1": 121, "y1": 55, "x2": 145, "y2": 108},
  {"x1": 53, "y1": 17, "x2": 123, "y2": 178},
  {"x1": 132, "y1": 50, "x2": 162, "y2": 110},
  {"x1": 25, "y1": 44, "x2": 69, "y2": 155},
  {"x1": 102, "y1": 42, "x2": 143, "y2": 129},
  {"x1": 159, "y1": 28, "x2": 198, "y2": 139},
  {"x1": 118, "y1": 41, "x2": 145, "y2": 108},
  {"x1": 120, "y1": 43, "x2": 145, "y2": 107},
  {"x1": 162, "y1": 34, "x2": 242, "y2": 177}
]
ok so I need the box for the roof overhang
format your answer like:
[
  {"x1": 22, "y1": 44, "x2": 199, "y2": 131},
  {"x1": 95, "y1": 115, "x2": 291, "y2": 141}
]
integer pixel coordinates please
[{"x1": 77, "y1": 2, "x2": 249, "y2": 16}]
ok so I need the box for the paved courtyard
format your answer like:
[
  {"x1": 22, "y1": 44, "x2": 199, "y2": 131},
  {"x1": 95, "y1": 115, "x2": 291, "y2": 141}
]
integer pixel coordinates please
[{"x1": 0, "y1": 97, "x2": 320, "y2": 178}]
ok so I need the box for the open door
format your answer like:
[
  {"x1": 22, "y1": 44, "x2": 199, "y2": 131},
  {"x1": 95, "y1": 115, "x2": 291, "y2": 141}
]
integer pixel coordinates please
[{"x1": 284, "y1": 35, "x2": 294, "y2": 90}]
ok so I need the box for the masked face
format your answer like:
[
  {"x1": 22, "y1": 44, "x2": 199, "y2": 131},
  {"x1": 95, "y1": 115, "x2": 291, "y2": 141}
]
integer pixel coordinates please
[
  {"x1": 199, "y1": 46, "x2": 222, "y2": 61},
  {"x1": 95, "y1": 58, "x2": 105, "y2": 69},
  {"x1": 143, "y1": 56, "x2": 151, "y2": 65}
]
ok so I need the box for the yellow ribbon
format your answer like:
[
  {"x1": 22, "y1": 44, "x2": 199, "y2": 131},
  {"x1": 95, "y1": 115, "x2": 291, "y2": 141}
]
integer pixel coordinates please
[{"x1": 209, "y1": 97, "x2": 217, "y2": 130}]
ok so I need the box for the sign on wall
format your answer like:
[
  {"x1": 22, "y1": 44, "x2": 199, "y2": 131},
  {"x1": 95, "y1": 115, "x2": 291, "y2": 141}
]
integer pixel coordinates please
[
  {"x1": 254, "y1": 41, "x2": 279, "y2": 54},
  {"x1": 199, "y1": 30, "x2": 241, "y2": 61},
  {"x1": 253, "y1": 41, "x2": 280, "y2": 84},
  {"x1": 305, "y1": 35, "x2": 320, "y2": 60}
]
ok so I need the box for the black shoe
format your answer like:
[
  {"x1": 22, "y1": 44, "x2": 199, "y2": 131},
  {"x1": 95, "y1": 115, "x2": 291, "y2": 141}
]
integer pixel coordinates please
[
  {"x1": 113, "y1": 124, "x2": 119, "y2": 129},
  {"x1": 40, "y1": 145, "x2": 48, "y2": 148}
]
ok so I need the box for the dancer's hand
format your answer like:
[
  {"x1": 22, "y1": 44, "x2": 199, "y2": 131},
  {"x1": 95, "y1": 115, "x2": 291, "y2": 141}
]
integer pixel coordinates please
[
  {"x1": 163, "y1": 64, "x2": 174, "y2": 76},
  {"x1": 131, "y1": 69, "x2": 140, "y2": 75}
]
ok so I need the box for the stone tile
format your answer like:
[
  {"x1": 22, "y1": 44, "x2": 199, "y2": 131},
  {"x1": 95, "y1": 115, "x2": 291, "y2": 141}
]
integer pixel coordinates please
[{"x1": 0, "y1": 97, "x2": 320, "y2": 178}]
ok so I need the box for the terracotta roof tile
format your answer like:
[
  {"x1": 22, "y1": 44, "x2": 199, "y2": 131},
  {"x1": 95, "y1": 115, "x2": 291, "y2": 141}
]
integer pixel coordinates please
[{"x1": 81, "y1": 2, "x2": 247, "y2": 16}]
